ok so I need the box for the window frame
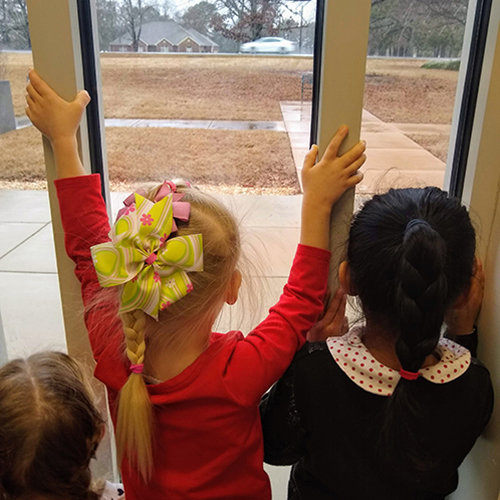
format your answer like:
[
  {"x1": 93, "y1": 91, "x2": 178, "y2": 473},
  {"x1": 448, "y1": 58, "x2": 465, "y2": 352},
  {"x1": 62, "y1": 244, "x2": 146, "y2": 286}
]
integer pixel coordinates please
[{"x1": 447, "y1": 0, "x2": 494, "y2": 198}]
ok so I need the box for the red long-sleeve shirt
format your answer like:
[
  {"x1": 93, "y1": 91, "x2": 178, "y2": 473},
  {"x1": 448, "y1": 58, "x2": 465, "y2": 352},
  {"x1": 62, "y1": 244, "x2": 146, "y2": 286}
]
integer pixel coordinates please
[{"x1": 55, "y1": 174, "x2": 331, "y2": 500}]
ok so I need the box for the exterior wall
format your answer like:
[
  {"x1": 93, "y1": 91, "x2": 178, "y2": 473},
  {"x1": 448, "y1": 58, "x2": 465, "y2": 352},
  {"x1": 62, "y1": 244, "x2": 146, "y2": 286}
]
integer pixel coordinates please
[
  {"x1": 110, "y1": 44, "x2": 133, "y2": 52},
  {"x1": 110, "y1": 41, "x2": 147, "y2": 52},
  {"x1": 178, "y1": 37, "x2": 200, "y2": 52},
  {"x1": 157, "y1": 39, "x2": 174, "y2": 52}
]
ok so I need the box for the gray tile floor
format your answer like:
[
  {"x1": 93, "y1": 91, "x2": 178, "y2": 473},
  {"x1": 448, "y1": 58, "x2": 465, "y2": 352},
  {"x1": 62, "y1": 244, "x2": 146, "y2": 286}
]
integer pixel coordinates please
[
  {"x1": 0, "y1": 190, "x2": 65, "y2": 360},
  {"x1": 0, "y1": 189, "x2": 298, "y2": 499}
]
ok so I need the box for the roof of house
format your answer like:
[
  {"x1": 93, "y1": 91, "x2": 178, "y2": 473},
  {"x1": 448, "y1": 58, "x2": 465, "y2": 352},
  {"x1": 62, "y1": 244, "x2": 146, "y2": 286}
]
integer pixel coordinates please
[{"x1": 110, "y1": 21, "x2": 218, "y2": 47}]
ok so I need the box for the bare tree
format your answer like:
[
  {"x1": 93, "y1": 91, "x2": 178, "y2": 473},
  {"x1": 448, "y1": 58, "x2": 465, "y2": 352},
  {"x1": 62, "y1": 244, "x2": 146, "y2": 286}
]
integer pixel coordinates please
[
  {"x1": 96, "y1": 0, "x2": 121, "y2": 51},
  {"x1": 414, "y1": 0, "x2": 467, "y2": 26},
  {"x1": 0, "y1": 0, "x2": 30, "y2": 49},
  {"x1": 10, "y1": 0, "x2": 30, "y2": 47},
  {"x1": 120, "y1": 0, "x2": 157, "y2": 51},
  {"x1": 182, "y1": 1, "x2": 218, "y2": 35},
  {"x1": 0, "y1": 0, "x2": 10, "y2": 47},
  {"x1": 368, "y1": 0, "x2": 467, "y2": 57},
  {"x1": 211, "y1": 0, "x2": 300, "y2": 43}
]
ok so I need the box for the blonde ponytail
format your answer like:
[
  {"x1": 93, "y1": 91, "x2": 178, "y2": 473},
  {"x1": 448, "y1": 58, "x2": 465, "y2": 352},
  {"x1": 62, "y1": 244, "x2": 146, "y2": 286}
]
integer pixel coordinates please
[{"x1": 117, "y1": 310, "x2": 153, "y2": 481}]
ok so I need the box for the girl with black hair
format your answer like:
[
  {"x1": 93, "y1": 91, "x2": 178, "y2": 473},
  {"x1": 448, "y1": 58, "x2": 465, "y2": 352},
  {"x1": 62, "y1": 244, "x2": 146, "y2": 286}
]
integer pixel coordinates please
[{"x1": 260, "y1": 187, "x2": 493, "y2": 500}]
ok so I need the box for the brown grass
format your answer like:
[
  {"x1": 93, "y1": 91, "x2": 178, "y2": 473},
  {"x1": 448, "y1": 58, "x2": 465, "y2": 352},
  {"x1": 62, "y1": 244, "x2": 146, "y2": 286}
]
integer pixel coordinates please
[
  {"x1": 106, "y1": 127, "x2": 299, "y2": 191},
  {"x1": 5, "y1": 53, "x2": 457, "y2": 124},
  {"x1": 99, "y1": 54, "x2": 312, "y2": 121},
  {"x1": 0, "y1": 126, "x2": 299, "y2": 192},
  {"x1": 2, "y1": 53, "x2": 457, "y2": 193},
  {"x1": 0, "y1": 126, "x2": 44, "y2": 182},
  {"x1": 406, "y1": 133, "x2": 450, "y2": 162}
]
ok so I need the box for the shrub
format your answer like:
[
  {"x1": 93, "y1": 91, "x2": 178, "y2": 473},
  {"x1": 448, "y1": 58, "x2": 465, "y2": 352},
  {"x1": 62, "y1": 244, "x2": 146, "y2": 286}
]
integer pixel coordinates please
[{"x1": 421, "y1": 59, "x2": 461, "y2": 71}]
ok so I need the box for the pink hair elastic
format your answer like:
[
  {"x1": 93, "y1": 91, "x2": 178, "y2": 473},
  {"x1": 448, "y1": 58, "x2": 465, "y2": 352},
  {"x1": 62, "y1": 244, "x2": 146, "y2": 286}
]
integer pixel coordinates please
[
  {"x1": 399, "y1": 368, "x2": 421, "y2": 381},
  {"x1": 130, "y1": 364, "x2": 144, "y2": 375}
]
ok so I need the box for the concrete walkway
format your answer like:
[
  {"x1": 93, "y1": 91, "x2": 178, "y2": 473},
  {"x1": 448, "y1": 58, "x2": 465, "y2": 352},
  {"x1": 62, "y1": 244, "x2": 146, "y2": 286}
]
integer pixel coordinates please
[
  {"x1": 281, "y1": 101, "x2": 446, "y2": 194},
  {"x1": 4, "y1": 107, "x2": 448, "y2": 361}
]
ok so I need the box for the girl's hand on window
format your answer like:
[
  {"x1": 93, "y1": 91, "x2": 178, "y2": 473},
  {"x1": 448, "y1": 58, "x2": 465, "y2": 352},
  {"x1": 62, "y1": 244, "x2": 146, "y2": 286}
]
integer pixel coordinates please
[
  {"x1": 299, "y1": 126, "x2": 366, "y2": 249},
  {"x1": 25, "y1": 69, "x2": 90, "y2": 146},
  {"x1": 445, "y1": 257, "x2": 485, "y2": 336},
  {"x1": 302, "y1": 126, "x2": 366, "y2": 213},
  {"x1": 307, "y1": 287, "x2": 349, "y2": 342}
]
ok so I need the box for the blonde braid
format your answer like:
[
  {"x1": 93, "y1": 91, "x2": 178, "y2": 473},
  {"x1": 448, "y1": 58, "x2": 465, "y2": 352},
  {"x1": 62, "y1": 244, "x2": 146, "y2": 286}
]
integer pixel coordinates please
[
  {"x1": 116, "y1": 310, "x2": 153, "y2": 481},
  {"x1": 123, "y1": 310, "x2": 146, "y2": 367}
]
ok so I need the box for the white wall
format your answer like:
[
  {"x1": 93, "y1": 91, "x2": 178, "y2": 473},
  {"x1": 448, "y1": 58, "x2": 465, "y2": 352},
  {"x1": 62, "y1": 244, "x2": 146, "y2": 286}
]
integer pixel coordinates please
[{"x1": 450, "y1": 3, "x2": 500, "y2": 498}]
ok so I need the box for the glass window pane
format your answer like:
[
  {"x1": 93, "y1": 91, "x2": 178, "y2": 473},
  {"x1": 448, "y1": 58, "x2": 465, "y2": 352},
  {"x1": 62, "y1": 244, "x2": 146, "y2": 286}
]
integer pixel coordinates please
[
  {"x1": 0, "y1": 3, "x2": 65, "y2": 362},
  {"x1": 358, "y1": 0, "x2": 469, "y2": 196},
  {"x1": 96, "y1": 0, "x2": 317, "y2": 332}
]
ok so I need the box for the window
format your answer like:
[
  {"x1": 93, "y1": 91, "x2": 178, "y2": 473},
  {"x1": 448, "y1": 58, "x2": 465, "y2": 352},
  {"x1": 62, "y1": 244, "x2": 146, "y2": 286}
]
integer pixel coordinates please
[
  {"x1": 357, "y1": 0, "x2": 472, "y2": 196},
  {"x1": 10, "y1": 0, "x2": 494, "y2": 494},
  {"x1": 0, "y1": 8, "x2": 65, "y2": 361},
  {"x1": 92, "y1": 0, "x2": 319, "y2": 342}
]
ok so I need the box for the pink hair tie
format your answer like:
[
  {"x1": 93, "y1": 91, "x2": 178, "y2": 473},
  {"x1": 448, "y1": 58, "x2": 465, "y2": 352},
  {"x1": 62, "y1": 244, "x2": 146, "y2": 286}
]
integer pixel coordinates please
[
  {"x1": 165, "y1": 180, "x2": 177, "y2": 192},
  {"x1": 399, "y1": 368, "x2": 421, "y2": 381},
  {"x1": 130, "y1": 364, "x2": 144, "y2": 375}
]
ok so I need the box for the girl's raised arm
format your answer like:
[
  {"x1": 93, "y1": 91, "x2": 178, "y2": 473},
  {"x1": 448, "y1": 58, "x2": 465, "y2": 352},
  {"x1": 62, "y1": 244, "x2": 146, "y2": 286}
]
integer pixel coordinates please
[
  {"x1": 27, "y1": 71, "x2": 119, "y2": 361},
  {"x1": 225, "y1": 130, "x2": 366, "y2": 404}
]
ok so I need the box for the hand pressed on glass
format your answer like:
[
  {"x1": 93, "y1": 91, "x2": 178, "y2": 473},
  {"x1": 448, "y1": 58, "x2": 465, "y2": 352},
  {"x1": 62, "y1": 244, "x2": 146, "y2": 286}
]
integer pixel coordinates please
[
  {"x1": 445, "y1": 257, "x2": 485, "y2": 336},
  {"x1": 300, "y1": 126, "x2": 366, "y2": 250}
]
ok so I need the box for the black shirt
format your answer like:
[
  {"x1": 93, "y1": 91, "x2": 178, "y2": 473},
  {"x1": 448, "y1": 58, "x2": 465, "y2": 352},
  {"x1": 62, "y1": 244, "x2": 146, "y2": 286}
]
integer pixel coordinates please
[{"x1": 260, "y1": 335, "x2": 493, "y2": 500}]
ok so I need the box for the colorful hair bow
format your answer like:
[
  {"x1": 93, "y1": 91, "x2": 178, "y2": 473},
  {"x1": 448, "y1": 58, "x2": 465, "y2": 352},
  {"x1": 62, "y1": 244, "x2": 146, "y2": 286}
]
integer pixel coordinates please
[
  {"x1": 91, "y1": 191, "x2": 203, "y2": 319},
  {"x1": 115, "y1": 181, "x2": 191, "y2": 232}
]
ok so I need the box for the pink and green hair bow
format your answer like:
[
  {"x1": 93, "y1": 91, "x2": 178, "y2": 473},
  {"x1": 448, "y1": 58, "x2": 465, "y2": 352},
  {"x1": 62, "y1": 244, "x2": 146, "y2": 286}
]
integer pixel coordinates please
[{"x1": 91, "y1": 191, "x2": 203, "y2": 319}]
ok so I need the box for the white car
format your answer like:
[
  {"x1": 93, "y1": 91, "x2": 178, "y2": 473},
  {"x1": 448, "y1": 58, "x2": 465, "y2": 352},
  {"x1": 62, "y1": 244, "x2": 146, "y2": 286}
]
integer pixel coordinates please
[{"x1": 240, "y1": 37, "x2": 296, "y2": 54}]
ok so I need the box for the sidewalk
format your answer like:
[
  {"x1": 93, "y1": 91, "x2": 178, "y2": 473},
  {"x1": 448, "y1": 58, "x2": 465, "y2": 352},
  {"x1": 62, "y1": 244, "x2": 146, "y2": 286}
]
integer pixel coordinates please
[
  {"x1": 0, "y1": 191, "x2": 303, "y2": 359},
  {"x1": 281, "y1": 101, "x2": 446, "y2": 193}
]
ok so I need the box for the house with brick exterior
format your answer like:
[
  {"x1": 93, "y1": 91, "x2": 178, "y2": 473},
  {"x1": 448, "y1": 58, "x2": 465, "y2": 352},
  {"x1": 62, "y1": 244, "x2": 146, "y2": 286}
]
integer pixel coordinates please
[{"x1": 109, "y1": 21, "x2": 219, "y2": 53}]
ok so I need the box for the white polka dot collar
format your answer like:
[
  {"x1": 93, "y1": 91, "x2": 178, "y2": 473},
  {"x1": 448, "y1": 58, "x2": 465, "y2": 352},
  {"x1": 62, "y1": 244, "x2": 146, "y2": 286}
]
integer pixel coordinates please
[{"x1": 326, "y1": 328, "x2": 471, "y2": 396}]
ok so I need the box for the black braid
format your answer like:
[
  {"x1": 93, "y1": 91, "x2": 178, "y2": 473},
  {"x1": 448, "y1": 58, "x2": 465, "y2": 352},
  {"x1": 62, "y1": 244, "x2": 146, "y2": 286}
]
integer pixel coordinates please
[
  {"x1": 395, "y1": 221, "x2": 448, "y2": 375},
  {"x1": 347, "y1": 187, "x2": 476, "y2": 471}
]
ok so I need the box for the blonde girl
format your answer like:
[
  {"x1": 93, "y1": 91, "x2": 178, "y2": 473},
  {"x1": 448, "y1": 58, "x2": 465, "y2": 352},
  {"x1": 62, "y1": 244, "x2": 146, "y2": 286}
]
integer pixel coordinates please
[
  {"x1": 0, "y1": 351, "x2": 124, "y2": 500},
  {"x1": 25, "y1": 69, "x2": 366, "y2": 500}
]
